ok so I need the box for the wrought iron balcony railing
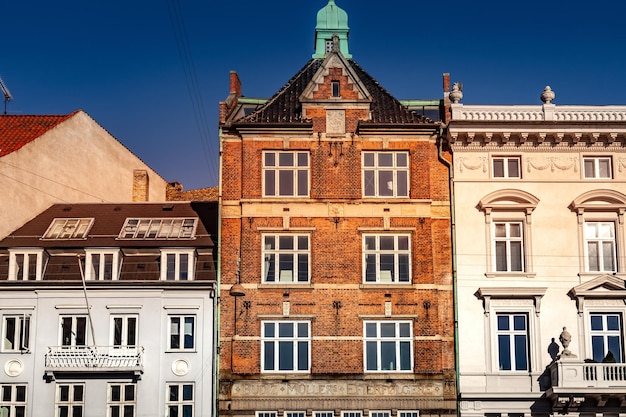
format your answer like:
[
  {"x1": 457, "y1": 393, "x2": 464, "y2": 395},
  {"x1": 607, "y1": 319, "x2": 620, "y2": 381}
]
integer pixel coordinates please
[{"x1": 44, "y1": 345, "x2": 144, "y2": 380}]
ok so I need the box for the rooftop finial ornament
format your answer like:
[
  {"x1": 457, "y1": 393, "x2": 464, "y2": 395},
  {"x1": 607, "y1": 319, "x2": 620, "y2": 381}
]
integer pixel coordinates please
[
  {"x1": 540, "y1": 86, "x2": 555, "y2": 104},
  {"x1": 449, "y1": 82, "x2": 463, "y2": 104}
]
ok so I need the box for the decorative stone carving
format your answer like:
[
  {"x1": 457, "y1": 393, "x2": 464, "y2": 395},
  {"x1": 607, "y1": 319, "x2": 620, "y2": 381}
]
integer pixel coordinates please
[
  {"x1": 449, "y1": 82, "x2": 463, "y2": 104},
  {"x1": 559, "y1": 326, "x2": 577, "y2": 358},
  {"x1": 457, "y1": 156, "x2": 487, "y2": 173},
  {"x1": 526, "y1": 157, "x2": 578, "y2": 173},
  {"x1": 540, "y1": 86, "x2": 555, "y2": 104},
  {"x1": 326, "y1": 110, "x2": 346, "y2": 134}
]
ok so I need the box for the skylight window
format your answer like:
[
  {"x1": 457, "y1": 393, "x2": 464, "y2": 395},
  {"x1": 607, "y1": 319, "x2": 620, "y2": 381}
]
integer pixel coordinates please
[
  {"x1": 43, "y1": 218, "x2": 94, "y2": 239},
  {"x1": 119, "y1": 218, "x2": 197, "y2": 239}
]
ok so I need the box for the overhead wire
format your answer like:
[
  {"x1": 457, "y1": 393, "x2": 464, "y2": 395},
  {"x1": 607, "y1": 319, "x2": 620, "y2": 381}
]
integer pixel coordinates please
[{"x1": 166, "y1": 0, "x2": 219, "y2": 187}]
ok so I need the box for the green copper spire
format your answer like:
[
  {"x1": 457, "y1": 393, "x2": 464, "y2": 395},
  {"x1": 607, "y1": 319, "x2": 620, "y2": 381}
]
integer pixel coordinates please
[{"x1": 313, "y1": 0, "x2": 351, "y2": 59}]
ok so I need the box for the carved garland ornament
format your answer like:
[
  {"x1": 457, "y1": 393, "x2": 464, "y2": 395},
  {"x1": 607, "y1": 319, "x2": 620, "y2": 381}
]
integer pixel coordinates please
[
  {"x1": 457, "y1": 157, "x2": 487, "y2": 173},
  {"x1": 618, "y1": 158, "x2": 626, "y2": 173},
  {"x1": 526, "y1": 157, "x2": 578, "y2": 173}
]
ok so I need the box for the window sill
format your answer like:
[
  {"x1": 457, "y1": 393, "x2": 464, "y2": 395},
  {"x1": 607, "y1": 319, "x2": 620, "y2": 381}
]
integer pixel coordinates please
[
  {"x1": 360, "y1": 283, "x2": 414, "y2": 289},
  {"x1": 485, "y1": 272, "x2": 536, "y2": 279},
  {"x1": 258, "y1": 283, "x2": 314, "y2": 289}
]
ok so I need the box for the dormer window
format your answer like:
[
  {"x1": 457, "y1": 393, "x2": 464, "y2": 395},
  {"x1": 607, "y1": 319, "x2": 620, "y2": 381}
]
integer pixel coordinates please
[
  {"x1": 331, "y1": 80, "x2": 340, "y2": 97},
  {"x1": 8, "y1": 249, "x2": 46, "y2": 280},
  {"x1": 85, "y1": 249, "x2": 121, "y2": 280},
  {"x1": 43, "y1": 218, "x2": 93, "y2": 239}
]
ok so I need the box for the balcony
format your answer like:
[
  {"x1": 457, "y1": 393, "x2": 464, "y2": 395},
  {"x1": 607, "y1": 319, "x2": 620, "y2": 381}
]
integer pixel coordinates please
[
  {"x1": 44, "y1": 345, "x2": 144, "y2": 381},
  {"x1": 547, "y1": 358, "x2": 626, "y2": 410}
]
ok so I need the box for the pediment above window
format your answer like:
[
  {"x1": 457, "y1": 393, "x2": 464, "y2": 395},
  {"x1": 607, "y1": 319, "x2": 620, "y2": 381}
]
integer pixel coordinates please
[
  {"x1": 568, "y1": 274, "x2": 626, "y2": 315},
  {"x1": 475, "y1": 287, "x2": 547, "y2": 316},
  {"x1": 478, "y1": 189, "x2": 540, "y2": 214},
  {"x1": 569, "y1": 189, "x2": 626, "y2": 214}
]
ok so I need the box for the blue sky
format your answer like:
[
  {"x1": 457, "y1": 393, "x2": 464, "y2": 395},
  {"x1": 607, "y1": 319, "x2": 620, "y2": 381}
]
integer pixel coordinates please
[{"x1": 2, "y1": 0, "x2": 625, "y2": 190}]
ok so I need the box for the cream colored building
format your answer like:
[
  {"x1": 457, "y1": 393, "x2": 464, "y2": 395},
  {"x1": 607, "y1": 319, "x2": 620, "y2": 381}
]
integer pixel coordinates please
[
  {"x1": 0, "y1": 110, "x2": 166, "y2": 238},
  {"x1": 447, "y1": 85, "x2": 626, "y2": 416}
]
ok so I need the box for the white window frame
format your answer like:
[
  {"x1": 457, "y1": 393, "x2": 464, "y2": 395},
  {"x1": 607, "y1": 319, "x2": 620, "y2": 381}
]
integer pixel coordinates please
[
  {"x1": 584, "y1": 221, "x2": 617, "y2": 273},
  {"x1": 342, "y1": 412, "x2": 363, "y2": 417},
  {"x1": 362, "y1": 151, "x2": 410, "y2": 198},
  {"x1": 2, "y1": 314, "x2": 30, "y2": 352},
  {"x1": 119, "y1": 218, "x2": 197, "y2": 239},
  {"x1": 588, "y1": 312, "x2": 623, "y2": 363},
  {"x1": 160, "y1": 249, "x2": 195, "y2": 281},
  {"x1": 370, "y1": 411, "x2": 391, "y2": 417},
  {"x1": 492, "y1": 221, "x2": 525, "y2": 272},
  {"x1": 314, "y1": 412, "x2": 334, "y2": 417},
  {"x1": 262, "y1": 234, "x2": 310, "y2": 283},
  {"x1": 399, "y1": 412, "x2": 419, "y2": 417},
  {"x1": 43, "y1": 218, "x2": 93, "y2": 239},
  {"x1": 110, "y1": 314, "x2": 138, "y2": 348},
  {"x1": 59, "y1": 315, "x2": 89, "y2": 347},
  {"x1": 8, "y1": 249, "x2": 46, "y2": 281},
  {"x1": 492, "y1": 156, "x2": 521, "y2": 179},
  {"x1": 494, "y1": 313, "x2": 530, "y2": 371},
  {"x1": 363, "y1": 234, "x2": 411, "y2": 284},
  {"x1": 56, "y1": 384, "x2": 85, "y2": 417},
  {"x1": 0, "y1": 384, "x2": 27, "y2": 417},
  {"x1": 107, "y1": 383, "x2": 136, "y2": 417},
  {"x1": 583, "y1": 156, "x2": 612, "y2": 179},
  {"x1": 262, "y1": 151, "x2": 310, "y2": 197},
  {"x1": 363, "y1": 320, "x2": 413, "y2": 372},
  {"x1": 168, "y1": 315, "x2": 195, "y2": 351},
  {"x1": 285, "y1": 412, "x2": 305, "y2": 417},
  {"x1": 256, "y1": 412, "x2": 278, "y2": 417},
  {"x1": 261, "y1": 321, "x2": 311, "y2": 373},
  {"x1": 165, "y1": 383, "x2": 194, "y2": 417},
  {"x1": 85, "y1": 249, "x2": 121, "y2": 280}
]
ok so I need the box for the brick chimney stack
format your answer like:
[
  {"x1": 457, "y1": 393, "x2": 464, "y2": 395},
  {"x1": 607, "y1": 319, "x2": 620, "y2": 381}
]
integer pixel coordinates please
[
  {"x1": 442, "y1": 73, "x2": 451, "y2": 123},
  {"x1": 220, "y1": 71, "x2": 243, "y2": 124},
  {"x1": 132, "y1": 169, "x2": 149, "y2": 202}
]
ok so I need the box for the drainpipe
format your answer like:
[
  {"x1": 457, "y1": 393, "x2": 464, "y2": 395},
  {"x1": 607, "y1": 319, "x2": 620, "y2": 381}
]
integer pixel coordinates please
[
  {"x1": 215, "y1": 126, "x2": 224, "y2": 417},
  {"x1": 437, "y1": 124, "x2": 460, "y2": 417}
]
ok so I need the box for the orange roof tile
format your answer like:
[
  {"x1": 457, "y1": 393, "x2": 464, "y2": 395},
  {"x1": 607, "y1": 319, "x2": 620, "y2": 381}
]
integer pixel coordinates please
[{"x1": 0, "y1": 111, "x2": 78, "y2": 156}]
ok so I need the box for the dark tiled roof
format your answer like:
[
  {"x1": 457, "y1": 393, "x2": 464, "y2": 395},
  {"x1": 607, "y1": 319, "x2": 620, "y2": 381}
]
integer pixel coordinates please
[
  {"x1": 231, "y1": 58, "x2": 433, "y2": 126},
  {"x1": 0, "y1": 202, "x2": 216, "y2": 249},
  {"x1": 0, "y1": 112, "x2": 78, "y2": 156}
]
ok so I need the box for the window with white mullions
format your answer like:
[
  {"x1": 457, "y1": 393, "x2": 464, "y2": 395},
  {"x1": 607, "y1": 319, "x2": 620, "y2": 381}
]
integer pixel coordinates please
[
  {"x1": 166, "y1": 383, "x2": 194, "y2": 417},
  {"x1": 8, "y1": 250, "x2": 46, "y2": 281},
  {"x1": 584, "y1": 222, "x2": 617, "y2": 272},
  {"x1": 56, "y1": 384, "x2": 85, "y2": 417},
  {"x1": 496, "y1": 314, "x2": 529, "y2": 371},
  {"x1": 341, "y1": 412, "x2": 363, "y2": 417},
  {"x1": 493, "y1": 222, "x2": 524, "y2": 272},
  {"x1": 169, "y1": 316, "x2": 195, "y2": 350},
  {"x1": 492, "y1": 156, "x2": 521, "y2": 179},
  {"x1": 263, "y1": 234, "x2": 310, "y2": 283},
  {"x1": 0, "y1": 384, "x2": 27, "y2": 417},
  {"x1": 364, "y1": 321, "x2": 413, "y2": 372},
  {"x1": 262, "y1": 321, "x2": 310, "y2": 372},
  {"x1": 256, "y1": 412, "x2": 277, "y2": 417},
  {"x1": 60, "y1": 316, "x2": 88, "y2": 347},
  {"x1": 108, "y1": 383, "x2": 136, "y2": 417},
  {"x1": 111, "y1": 315, "x2": 137, "y2": 348},
  {"x1": 263, "y1": 151, "x2": 309, "y2": 197},
  {"x1": 160, "y1": 250, "x2": 195, "y2": 281},
  {"x1": 590, "y1": 313, "x2": 623, "y2": 363},
  {"x1": 363, "y1": 152, "x2": 409, "y2": 197},
  {"x1": 2, "y1": 315, "x2": 30, "y2": 352},
  {"x1": 363, "y1": 234, "x2": 411, "y2": 283},
  {"x1": 583, "y1": 156, "x2": 612, "y2": 179},
  {"x1": 85, "y1": 249, "x2": 121, "y2": 280}
]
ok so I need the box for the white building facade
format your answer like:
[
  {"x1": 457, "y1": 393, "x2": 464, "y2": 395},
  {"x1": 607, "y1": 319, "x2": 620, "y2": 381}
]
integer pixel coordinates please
[
  {"x1": 0, "y1": 202, "x2": 217, "y2": 417},
  {"x1": 448, "y1": 86, "x2": 626, "y2": 416}
]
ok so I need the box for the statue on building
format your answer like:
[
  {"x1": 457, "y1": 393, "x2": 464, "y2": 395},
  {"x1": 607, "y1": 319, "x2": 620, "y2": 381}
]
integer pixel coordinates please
[{"x1": 559, "y1": 326, "x2": 576, "y2": 358}]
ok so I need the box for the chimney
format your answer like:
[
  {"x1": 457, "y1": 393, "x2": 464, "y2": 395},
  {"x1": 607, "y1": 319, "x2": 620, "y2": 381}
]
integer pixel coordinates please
[
  {"x1": 442, "y1": 73, "x2": 451, "y2": 123},
  {"x1": 132, "y1": 169, "x2": 149, "y2": 202},
  {"x1": 230, "y1": 70, "x2": 242, "y2": 96}
]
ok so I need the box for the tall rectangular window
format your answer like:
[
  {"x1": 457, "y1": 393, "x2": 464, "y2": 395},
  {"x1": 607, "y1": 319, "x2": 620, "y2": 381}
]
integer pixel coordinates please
[
  {"x1": 160, "y1": 250, "x2": 195, "y2": 281},
  {"x1": 585, "y1": 222, "x2": 617, "y2": 272},
  {"x1": 2, "y1": 315, "x2": 30, "y2": 352},
  {"x1": 86, "y1": 250, "x2": 121, "y2": 280},
  {"x1": 496, "y1": 314, "x2": 529, "y2": 371},
  {"x1": 263, "y1": 151, "x2": 309, "y2": 197},
  {"x1": 331, "y1": 80, "x2": 340, "y2": 97},
  {"x1": 169, "y1": 316, "x2": 195, "y2": 350},
  {"x1": 492, "y1": 157, "x2": 521, "y2": 179},
  {"x1": 56, "y1": 384, "x2": 85, "y2": 417},
  {"x1": 166, "y1": 383, "x2": 193, "y2": 417},
  {"x1": 363, "y1": 234, "x2": 411, "y2": 283},
  {"x1": 583, "y1": 157, "x2": 612, "y2": 179},
  {"x1": 108, "y1": 383, "x2": 136, "y2": 417},
  {"x1": 8, "y1": 250, "x2": 45, "y2": 281},
  {"x1": 590, "y1": 313, "x2": 623, "y2": 363},
  {"x1": 493, "y1": 222, "x2": 524, "y2": 272},
  {"x1": 363, "y1": 152, "x2": 409, "y2": 197},
  {"x1": 0, "y1": 384, "x2": 27, "y2": 417},
  {"x1": 364, "y1": 321, "x2": 413, "y2": 372},
  {"x1": 111, "y1": 315, "x2": 138, "y2": 348},
  {"x1": 263, "y1": 234, "x2": 310, "y2": 283},
  {"x1": 60, "y1": 316, "x2": 88, "y2": 347},
  {"x1": 262, "y1": 321, "x2": 310, "y2": 372}
]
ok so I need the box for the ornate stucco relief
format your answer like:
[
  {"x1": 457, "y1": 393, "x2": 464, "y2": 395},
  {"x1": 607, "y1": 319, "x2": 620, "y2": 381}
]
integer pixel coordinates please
[
  {"x1": 526, "y1": 157, "x2": 579, "y2": 173},
  {"x1": 457, "y1": 157, "x2": 487, "y2": 173},
  {"x1": 618, "y1": 158, "x2": 626, "y2": 172},
  {"x1": 327, "y1": 110, "x2": 346, "y2": 134}
]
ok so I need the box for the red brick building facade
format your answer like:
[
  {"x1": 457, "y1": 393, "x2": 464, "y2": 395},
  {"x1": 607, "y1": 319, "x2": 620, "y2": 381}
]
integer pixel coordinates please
[{"x1": 219, "y1": 2, "x2": 455, "y2": 416}]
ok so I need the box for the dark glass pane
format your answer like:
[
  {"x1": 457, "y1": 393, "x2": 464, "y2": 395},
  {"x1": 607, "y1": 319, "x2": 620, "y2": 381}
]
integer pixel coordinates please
[
  {"x1": 495, "y1": 242, "x2": 507, "y2": 271},
  {"x1": 398, "y1": 255, "x2": 409, "y2": 282},
  {"x1": 279, "y1": 236, "x2": 294, "y2": 250},
  {"x1": 510, "y1": 242, "x2": 523, "y2": 271},
  {"x1": 73, "y1": 386, "x2": 83, "y2": 401},
  {"x1": 366, "y1": 341, "x2": 377, "y2": 370},
  {"x1": 278, "y1": 323, "x2": 293, "y2": 337},
  {"x1": 378, "y1": 171, "x2": 393, "y2": 196},
  {"x1": 128, "y1": 318, "x2": 137, "y2": 346},
  {"x1": 297, "y1": 153, "x2": 308, "y2": 167},
  {"x1": 15, "y1": 386, "x2": 25, "y2": 402},
  {"x1": 365, "y1": 254, "x2": 376, "y2": 282},
  {"x1": 265, "y1": 254, "x2": 275, "y2": 282},
  {"x1": 278, "y1": 170, "x2": 294, "y2": 196},
  {"x1": 170, "y1": 318, "x2": 180, "y2": 349},
  {"x1": 179, "y1": 254, "x2": 188, "y2": 280},
  {"x1": 169, "y1": 385, "x2": 179, "y2": 401},
  {"x1": 264, "y1": 152, "x2": 275, "y2": 167},
  {"x1": 508, "y1": 159, "x2": 520, "y2": 177},
  {"x1": 590, "y1": 315, "x2": 603, "y2": 331},
  {"x1": 27, "y1": 254, "x2": 37, "y2": 280},
  {"x1": 494, "y1": 223, "x2": 506, "y2": 237},
  {"x1": 182, "y1": 385, "x2": 193, "y2": 401},
  {"x1": 608, "y1": 336, "x2": 622, "y2": 362},
  {"x1": 364, "y1": 170, "x2": 375, "y2": 196},
  {"x1": 380, "y1": 323, "x2": 395, "y2": 337},
  {"x1": 399, "y1": 323, "x2": 411, "y2": 337},
  {"x1": 62, "y1": 318, "x2": 72, "y2": 346},
  {"x1": 399, "y1": 341, "x2": 411, "y2": 370},
  {"x1": 16, "y1": 405, "x2": 25, "y2": 417},
  {"x1": 264, "y1": 323, "x2": 274, "y2": 337},
  {"x1": 513, "y1": 315, "x2": 526, "y2": 331},
  {"x1": 592, "y1": 335, "x2": 605, "y2": 362},
  {"x1": 514, "y1": 335, "x2": 528, "y2": 370},
  {"x1": 59, "y1": 385, "x2": 69, "y2": 401},
  {"x1": 381, "y1": 341, "x2": 395, "y2": 370},
  {"x1": 498, "y1": 335, "x2": 511, "y2": 370},
  {"x1": 297, "y1": 170, "x2": 308, "y2": 196},
  {"x1": 297, "y1": 323, "x2": 308, "y2": 337},
  {"x1": 111, "y1": 406, "x2": 120, "y2": 417},
  {"x1": 59, "y1": 406, "x2": 69, "y2": 417},
  {"x1": 378, "y1": 153, "x2": 393, "y2": 167},
  {"x1": 264, "y1": 171, "x2": 275, "y2": 196},
  {"x1": 184, "y1": 317, "x2": 194, "y2": 349},
  {"x1": 278, "y1": 341, "x2": 294, "y2": 370},
  {"x1": 363, "y1": 153, "x2": 374, "y2": 167},
  {"x1": 497, "y1": 315, "x2": 509, "y2": 331},
  {"x1": 380, "y1": 254, "x2": 394, "y2": 281},
  {"x1": 123, "y1": 405, "x2": 134, "y2": 417},
  {"x1": 124, "y1": 385, "x2": 135, "y2": 401},
  {"x1": 168, "y1": 405, "x2": 179, "y2": 417},
  {"x1": 111, "y1": 385, "x2": 121, "y2": 401},
  {"x1": 397, "y1": 153, "x2": 408, "y2": 167},
  {"x1": 297, "y1": 235, "x2": 308, "y2": 249},
  {"x1": 297, "y1": 254, "x2": 308, "y2": 282},
  {"x1": 183, "y1": 405, "x2": 193, "y2": 417},
  {"x1": 76, "y1": 318, "x2": 86, "y2": 346},
  {"x1": 297, "y1": 341, "x2": 308, "y2": 370},
  {"x1": 1, "y1": 385, "x2": 10, "y2": 401},
  {"x1": 114, "y1": 318, "x2": 122, "y2": 346},
  {"x1": 365, "y1": 323, "x2": 377, "y2": 337},
  {"x1": 72, "y1": 406, "x2": 82, "y2": 417},
  {"x1": 584, "y1": 159, "x2": 595, "y2": 177},
  {"x1": 167, "y1": 254, "x2": 176, "y2": 280},
  {"x1": 379, "y1": 236, "x2": 395, "y2": 250},
  {"x1": 5, "y1": 318, "x2": 15, "y2": 349},
  {"x1": 263, "y1": 341, "x2": 274, "y2": 370},
  {"x1": 264, "y1": 236, "x2": 275, "y2": 249},
  {"x1": 104, "y1": 254, "x2": 113, "y2": 280},
  {"x1": 397, "y1": 171, "x2": 408, "y2": 196},
  {"x1": 397, "y1": 236, "x2": 409, "y2": 250},
  {"x1": 278, "y1": 153, "x2": 294, "y2": 167},
  {"x1": 493, "y1": 159, "x2": 504, "y2": 177},
  {"x1": 607, "y1": 315, "x2": 620, "y2": 331}
]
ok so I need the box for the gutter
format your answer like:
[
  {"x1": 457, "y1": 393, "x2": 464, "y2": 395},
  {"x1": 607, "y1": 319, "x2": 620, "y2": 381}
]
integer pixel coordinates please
[{"x1": 437, "y1": 123, "x2": 460, "y2": 417}]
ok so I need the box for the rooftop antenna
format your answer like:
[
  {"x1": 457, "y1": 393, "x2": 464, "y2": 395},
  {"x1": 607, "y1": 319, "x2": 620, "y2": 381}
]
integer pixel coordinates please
[{"x1": 0, "y1": 76, "x2": 13, "y2": 115}]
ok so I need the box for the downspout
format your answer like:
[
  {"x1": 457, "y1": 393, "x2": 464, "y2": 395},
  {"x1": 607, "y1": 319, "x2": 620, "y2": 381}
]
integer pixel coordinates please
[
  {"x1": 437, "y1": 124, "x2": 460, "y2": 417},
  {"x1": 215, "y1": 126, "x2": 224, "y2": 417}
]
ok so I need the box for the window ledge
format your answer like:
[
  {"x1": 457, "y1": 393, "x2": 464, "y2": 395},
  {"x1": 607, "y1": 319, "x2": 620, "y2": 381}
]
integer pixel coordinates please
[
  {"x1": 258, "y1": 283, "x2": 314, "y2": 290},
  {"x1": 360, "y1": 283, "x2": 414, "y2": 289},
  {"x1": 485, "y1": 272, "x2": 536, "y2": 279}
]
